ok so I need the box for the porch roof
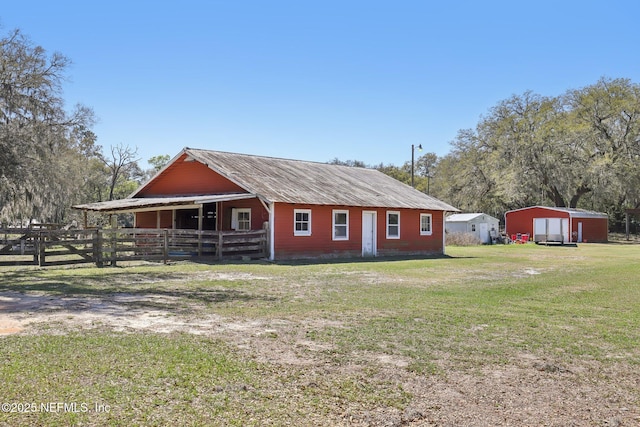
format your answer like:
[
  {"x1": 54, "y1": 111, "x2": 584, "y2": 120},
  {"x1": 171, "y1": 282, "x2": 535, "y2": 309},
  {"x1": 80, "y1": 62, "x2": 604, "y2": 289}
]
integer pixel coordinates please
[{"x1": 72, "y1": 193, "x2": 256, "y2": 213}]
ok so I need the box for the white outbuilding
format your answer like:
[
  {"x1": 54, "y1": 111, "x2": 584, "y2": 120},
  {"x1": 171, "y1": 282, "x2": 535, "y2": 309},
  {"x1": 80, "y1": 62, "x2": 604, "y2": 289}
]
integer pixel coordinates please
[{"x1": 445, "y1": 213, "x2": 500, "y2": 244}]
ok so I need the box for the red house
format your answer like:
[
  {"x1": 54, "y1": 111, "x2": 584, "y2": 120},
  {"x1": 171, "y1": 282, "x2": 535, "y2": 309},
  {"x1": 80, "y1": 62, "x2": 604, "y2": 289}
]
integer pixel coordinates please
[
  {"x1": 505, "y1": 206, "x2": 608, "y2": 244},
  {"x1": 75, "y1": 148, "x2": 459, "y2": 260}
]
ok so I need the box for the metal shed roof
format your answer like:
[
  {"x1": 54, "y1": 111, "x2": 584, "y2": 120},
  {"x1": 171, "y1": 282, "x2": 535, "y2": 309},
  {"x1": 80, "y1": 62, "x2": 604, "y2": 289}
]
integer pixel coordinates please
[
  {"x1": 73, "y1": 193, "x2": 255, "y2": 213},
  {"x1": 131, "y1": 148, "x2": 459, "y2": 211},
  {"x1": 446, "y1": 213, "x2": 499, "y2": 223},
  {"x1": 505, "y1": 206, "x2": 608, "y2": 219}
]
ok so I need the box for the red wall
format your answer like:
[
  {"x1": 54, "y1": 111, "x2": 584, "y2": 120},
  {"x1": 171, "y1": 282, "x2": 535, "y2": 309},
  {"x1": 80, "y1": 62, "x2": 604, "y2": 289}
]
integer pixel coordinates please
[
  {"x1": 273, "y1": 203, "x2": 444, "y2": 259},
  {"x1": 219, "y1": 199, "x2": 269, "y2": 231},
  {"x1": 505, "y1": 207, "x2": 608, "y2": 243},
  {"x1": 576, "y1": 217, "x2": 609, "y2": 243},
  {"x1": 136, "y1": 211, "x2": 157, "y2": 228},
  {"x1": 135, "y1": 210, "x2": 179, "y2": 228},
  {"x1": 138, "y1": 153, "x2": 246, "y2": 196},
  {"x1": 135, "y1": 199, "x2": 268, "y2": 231},
  {"x1": 505, "y1": 207, "x2": 567, "y2": 237}
]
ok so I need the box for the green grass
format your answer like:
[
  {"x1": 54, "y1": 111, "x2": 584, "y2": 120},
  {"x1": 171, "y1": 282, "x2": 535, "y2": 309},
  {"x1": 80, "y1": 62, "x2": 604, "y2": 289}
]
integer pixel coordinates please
[{"x1": 0, "y1": 243, "x2": 639, "y2": 425}]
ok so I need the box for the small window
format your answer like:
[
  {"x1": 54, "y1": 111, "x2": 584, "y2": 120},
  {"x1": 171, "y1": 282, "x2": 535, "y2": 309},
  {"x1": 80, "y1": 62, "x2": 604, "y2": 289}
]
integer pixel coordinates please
[
  {"x1": 232, "y1": 208, "x2": 251, "y2": 231},
  {"x1": 420, "y1": 213, "x2": 433, "y2": 236},
  {"x1": 471, "y1": 224, "x2": 476, "y2": 232},
  {"x1": 294, "y1": 209, "x2": 312, "y2": 236},
  {"x1": 386, "y1": 211, "x2": 400, "y2": 239},
  {"x1": 333, "y1": 210, "x2": 349, "y2": 240}
]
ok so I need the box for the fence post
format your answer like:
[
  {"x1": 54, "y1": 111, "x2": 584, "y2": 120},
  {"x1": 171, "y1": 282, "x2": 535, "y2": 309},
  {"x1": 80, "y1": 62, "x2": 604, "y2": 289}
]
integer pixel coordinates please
[
  {"x1": 38, "y1": 231, "x2": 46, "y2": 267},
  {"x1": 111, "y1": 230, "x2": 117, "y2": 267},
  {"x1": 163, "y1": 229, "x2": 169, "y2": 264},
  {"x1": 94, "y1": 229, "x2": 103, "y2": 268},
  {"x1": 32, "y1": 231, "x2": 39, "y2": 265},
  {"x1": 218, "y1": 232, "x2": 224, "y2": 261}
]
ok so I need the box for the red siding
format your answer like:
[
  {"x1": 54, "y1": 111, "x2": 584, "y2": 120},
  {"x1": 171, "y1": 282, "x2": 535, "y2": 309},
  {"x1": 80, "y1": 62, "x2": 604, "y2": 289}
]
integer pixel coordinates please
[
  {"x1": 377, "y1": 209, "x2": 444, "y2": 257},
  {"x1": 505, "y1": 207, "x2": 608, "y2": 243},
  {"x1": 574, "y1": 217, "x2": 608, "y2": 243},
  {"x1": 134, "y1": 200, "x2": 268, "y2": 231},
  {"x1": 219, "y1": 199, "x2": 269, "y2": 231},
  {"x1": 273, "y1": 203, "x2": 444, "y2": 259},
  {"x1": 135, "y1": 210, "x2": 179, "y2": 229},
  {"x1": 136, "y1": 211, "x2": 157, "y2": 228},
  {"x1": 138, "y1": 153, "x2": 246, "y2": 196},
  {"x1": 159, "y1": 211, "x2": 172, "y2": 228},
  {"x1": 505, "y1": 207, "x2": 568, "y2": 237}
]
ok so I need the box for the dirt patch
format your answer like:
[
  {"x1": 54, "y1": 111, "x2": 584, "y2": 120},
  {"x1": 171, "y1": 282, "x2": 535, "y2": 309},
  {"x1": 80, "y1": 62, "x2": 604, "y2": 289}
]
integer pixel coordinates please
[
  {"x1": 0, "y1": 291, "x2": 249, "y2": 336},
  {"x1": 1, "y1": 287, "x2": 639, "y2": 426}
]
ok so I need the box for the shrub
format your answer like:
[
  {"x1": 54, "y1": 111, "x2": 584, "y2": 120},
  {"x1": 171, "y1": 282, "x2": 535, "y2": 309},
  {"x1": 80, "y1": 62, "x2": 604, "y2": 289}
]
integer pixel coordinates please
[{"x1": 446, "y1": 232, "x2": 482, "y2": 246}]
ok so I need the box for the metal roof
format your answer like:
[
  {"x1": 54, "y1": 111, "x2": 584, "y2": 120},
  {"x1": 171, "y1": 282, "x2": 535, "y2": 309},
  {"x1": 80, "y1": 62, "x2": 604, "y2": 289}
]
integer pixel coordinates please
[
  {"x1": 446, "y1": 213, "x2": 498, "y2": 222},
  {"x1": 505, "y1": 206, "x2": 608, "y2": 219},
  {"x1": 140, "y1": 148, "x2": 459, "y2": 211},
  {"x1": 73, "y1": 193, "x2": 256, "y2": 213}
]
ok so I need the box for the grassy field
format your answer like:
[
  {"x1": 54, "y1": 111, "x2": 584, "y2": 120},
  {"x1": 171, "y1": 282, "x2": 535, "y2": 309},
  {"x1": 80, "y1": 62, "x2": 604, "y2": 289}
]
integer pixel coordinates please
[{"x1": 0, "y1": 243, "x2": 639, "y2": 426}]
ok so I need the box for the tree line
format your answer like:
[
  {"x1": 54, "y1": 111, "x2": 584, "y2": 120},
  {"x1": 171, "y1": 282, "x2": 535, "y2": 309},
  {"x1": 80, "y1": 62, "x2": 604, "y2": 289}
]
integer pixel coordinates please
[
  {"x1": 2, "y1": 28, "x2": 639, "y2": 229},
  {"x1": 334, "y1": 77, "x2": 640, "y2": 230},
  {"x1": 0, "y1": 29, "x2": 167, "y2": 226}
]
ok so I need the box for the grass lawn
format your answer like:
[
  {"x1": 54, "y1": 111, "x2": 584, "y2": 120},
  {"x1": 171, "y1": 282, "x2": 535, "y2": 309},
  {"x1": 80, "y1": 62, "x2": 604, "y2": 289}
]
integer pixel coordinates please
[{"x1": 0, "y1": 243, "x2": 639, "y2": 426}]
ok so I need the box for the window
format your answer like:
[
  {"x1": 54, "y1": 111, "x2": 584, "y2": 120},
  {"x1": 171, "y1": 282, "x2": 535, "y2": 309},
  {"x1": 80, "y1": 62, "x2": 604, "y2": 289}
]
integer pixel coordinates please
[
  {"x1": 294, "y1": 209, "x2": 312, "y2": 236},
  {"x1": 420, "y1": 213, "x2": 433, "y2": 236},
  {"x1": 386, "y1": 211, "x2": 400, "y2": 239},
  {"x1": 471, "y1": 224, "x2": 476, "y2": 232},
  {"x1": 333, "y1": 210, "x2": 349, "y2": 240},
  {"x1": 231, "y1": 208, "x2": 251, "y2": 231}
]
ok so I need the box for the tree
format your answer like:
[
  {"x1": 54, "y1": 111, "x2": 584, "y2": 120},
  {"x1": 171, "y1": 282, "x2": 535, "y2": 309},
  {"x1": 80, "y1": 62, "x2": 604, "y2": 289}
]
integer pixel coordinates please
[
  {"x1": 434, "y1": 78, "x2": 640, "y2": 222},
  {"x1": 100, "y1": 143, "x2": 142, "y2": 201},
  {"x1": 566, "y1": 78, "x2": 640, "y2": 212},
  {"x1": 327, "y1": 158, "x2": 368, "y2": 168},
  {"x1": 434, "y1": 129, "x2": 499, "y2": 214},
  {"x1": 143, "y1": 154, "x2": 170, "y2": 181},
  {"x1": 0, "y1": 29, "x2": 96, "y2": 223},
  {"x1": 148, "y1": 154, "x2": 170, "y2": 172}
]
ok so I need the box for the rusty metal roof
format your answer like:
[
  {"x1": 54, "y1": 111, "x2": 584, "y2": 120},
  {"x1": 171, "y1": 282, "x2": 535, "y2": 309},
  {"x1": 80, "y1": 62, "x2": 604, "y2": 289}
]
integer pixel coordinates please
[
  {"x1": 175, "y1": 148, "x2": 458, "y2": 211},
  {"x1": 73, "y1": 193, "x2": 255, "y2": 213},
  {"x1": 78, "y1": 148, "x2": 458, "y2": 213}
]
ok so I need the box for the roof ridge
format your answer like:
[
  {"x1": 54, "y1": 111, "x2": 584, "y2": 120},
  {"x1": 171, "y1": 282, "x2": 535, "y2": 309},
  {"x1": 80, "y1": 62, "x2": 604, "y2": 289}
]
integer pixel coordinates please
[{"x1": 186, "y1": 147, "x2": 378, "y2": 171}]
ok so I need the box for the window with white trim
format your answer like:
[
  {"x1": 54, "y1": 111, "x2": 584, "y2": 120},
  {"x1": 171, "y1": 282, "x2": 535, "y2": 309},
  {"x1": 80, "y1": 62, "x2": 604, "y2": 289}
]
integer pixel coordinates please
[
  {"x1": 231, "y1": 208, "x2": 251, "y2": 231},
  {"x1": 333, "y1": 210, "x2": 349, "y2": 240},
  {"x1": 386, "y1": 211, "x2": 400, "y2": 239},
  {"x1": 420, "y1": 213, "x2": 433, "y2": 236},
  {"x1": 294, "y1": 209, "x2": 312, "y2": 236}
]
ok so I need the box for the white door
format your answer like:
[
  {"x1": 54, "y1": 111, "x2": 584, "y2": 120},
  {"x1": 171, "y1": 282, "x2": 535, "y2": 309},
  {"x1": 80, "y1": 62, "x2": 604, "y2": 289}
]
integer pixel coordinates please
[
  {"x1": 362, "y1": 211, "x2": 377, "y2": 257},
  {"x1": 548, "y1": 218, "x2": 562, "y2": 235},
  {"x1": 479, "y1": 223, "x2": 489, "y2": 243},
  {"x1": 533, "y1": 218, "x2": 547, "y2": 242},
  {"x1": 578, "y1": 222, "x2": 583, "y2": 243}
]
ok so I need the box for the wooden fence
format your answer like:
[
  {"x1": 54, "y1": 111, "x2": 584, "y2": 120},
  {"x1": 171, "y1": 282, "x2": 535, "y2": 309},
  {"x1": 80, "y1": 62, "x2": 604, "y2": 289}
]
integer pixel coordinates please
[{"x1": 0, "y1": 228, "x2": 268, "y2": 267}]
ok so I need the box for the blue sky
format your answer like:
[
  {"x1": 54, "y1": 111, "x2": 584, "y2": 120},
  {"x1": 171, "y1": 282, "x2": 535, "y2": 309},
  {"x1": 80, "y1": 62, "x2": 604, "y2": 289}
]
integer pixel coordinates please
[{"x1": 2, "y1": 1, "x2": 639, "y2": 168}]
